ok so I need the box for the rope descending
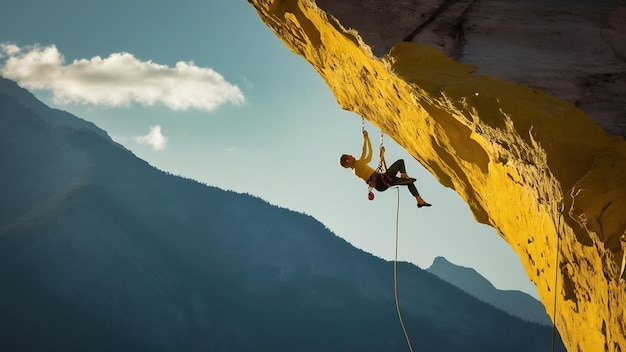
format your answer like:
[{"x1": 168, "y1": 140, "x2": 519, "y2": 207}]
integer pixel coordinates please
[
  {"x1": 362, "y1": 118, "x2": 414, "y2": 351},
  {"x1": 551, "y1": 201, "x2": 564, "y2": 352},
  {"x1": 393, "y1": 187, "x2": 414, "y2": 352}
]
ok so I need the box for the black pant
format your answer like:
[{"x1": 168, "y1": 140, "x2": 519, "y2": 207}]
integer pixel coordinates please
[{"x1": 386, "y1": 159, "x2": 420, "y2": 197}]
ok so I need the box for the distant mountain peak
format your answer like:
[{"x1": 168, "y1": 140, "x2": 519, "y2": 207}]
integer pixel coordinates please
[
  {"x1": 427, "y1": 256, "x2": 551, "y2": 326},
  {"x1": 0, "y1": 77, "x2": 112, "y2": 141},
  {"x1": 428, "y1": 256, "x2": 496, "y2": 289}
]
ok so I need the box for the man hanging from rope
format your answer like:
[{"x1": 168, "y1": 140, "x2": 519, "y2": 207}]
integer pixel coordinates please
[{"x1": 340, "y1": 129, "x2": 432, "y2": 208}]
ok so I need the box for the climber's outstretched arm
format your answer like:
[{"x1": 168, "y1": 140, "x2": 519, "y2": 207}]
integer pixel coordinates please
[{"x1": 360, "y1": 130, "x2": 372, "y2": 163}]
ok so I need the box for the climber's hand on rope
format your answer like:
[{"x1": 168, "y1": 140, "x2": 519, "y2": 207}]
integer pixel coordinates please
[
  {"x1": 380, "y1": 146, "x2": 385, "y2": 155},
  {"x1": 363, "y1": 129, "x2": 368, "y2": 138}
]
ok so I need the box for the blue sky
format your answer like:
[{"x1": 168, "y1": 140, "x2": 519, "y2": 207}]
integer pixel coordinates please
[{"x1": 0, "y1": 0, "x2": 539, "y2": 298}]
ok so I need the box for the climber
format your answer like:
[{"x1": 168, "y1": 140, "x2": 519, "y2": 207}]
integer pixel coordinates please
[{"x1": 340, "y1": 130, "x2": 432, "y2": 208}]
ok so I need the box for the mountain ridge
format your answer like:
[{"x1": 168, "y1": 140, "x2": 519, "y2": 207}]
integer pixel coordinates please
[
  {"x1": 427, "y1": 256, "x2": 551, "y2": 325},
  {"x1": 0, "y1": 78, "x2": 112, "y2": 141},
  {"x1": 0, "y1": 77, "x2": 563, "y2": 351}
]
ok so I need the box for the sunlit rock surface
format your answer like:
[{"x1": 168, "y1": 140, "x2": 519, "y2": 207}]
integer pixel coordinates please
[
  {"x1": 248, "y1": 0, "x2": 626, "y2": 351},
  {"x1": 315, "y1": 0, "x2": 626, "y2": 137}
]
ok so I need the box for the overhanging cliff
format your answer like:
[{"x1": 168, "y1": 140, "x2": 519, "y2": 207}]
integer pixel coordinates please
[{"x1": 247, "y1": 0, "x2": 626, "y2": 350}]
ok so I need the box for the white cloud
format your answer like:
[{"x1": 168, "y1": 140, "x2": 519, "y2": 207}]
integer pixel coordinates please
[
  {"x1": 0, "y1": 43, "x2": 20, "y2": 59},
  {"x1": 134, "y1": 125, "x2": 167, "y2": 151},
  {"x1": 0, "y1": 43, "x2": 245, "y2": 112}
]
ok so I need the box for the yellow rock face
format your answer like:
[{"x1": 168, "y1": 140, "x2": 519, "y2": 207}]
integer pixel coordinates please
[{"x1": 249, "y1": 0, "x2": 626, "y2": 350}]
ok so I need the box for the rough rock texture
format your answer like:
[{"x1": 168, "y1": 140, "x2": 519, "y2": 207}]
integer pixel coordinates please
[
  {"x1": 247, "y1": 0, "x2": 626, "y2": 351},
  {"x1": 315, "y1": 0, "x2": 626, "y2": 137}
]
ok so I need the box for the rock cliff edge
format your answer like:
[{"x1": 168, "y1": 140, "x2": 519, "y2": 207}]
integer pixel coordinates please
[{"x1": 247, "y1": 0, "x2": 626, "y2": 350}]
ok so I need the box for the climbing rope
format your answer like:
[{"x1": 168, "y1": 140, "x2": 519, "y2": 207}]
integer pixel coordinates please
[
  {"x1": 362, "y1": 117, "x2": 387, "y2": 173},
  {"x1": 377, "y1": 131, "x2": 387, "y2": 173},
  {"x1": 551, "y1": 201, "x2": 564, "y2": 352},
  {"x1": 392, "y1": 187, "x2": 414, "y2": 352},
  {"x1": 363, "y1": 118, "x2": 390, "y2": 200},
  {"x1": 361, "y1": 117, "x2": 413, "y2": 350}
]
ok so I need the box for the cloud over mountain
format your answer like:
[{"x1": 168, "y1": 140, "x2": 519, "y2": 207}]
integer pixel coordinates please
[
  {"x1": 134, "y1": 125, "x2": 168, "y2": 151},
  {"x1": 0, "y1": 43, "x2": 245, "y2": 112}
]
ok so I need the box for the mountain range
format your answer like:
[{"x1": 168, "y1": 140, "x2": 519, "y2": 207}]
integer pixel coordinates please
[
  {"x1": 427, "y1": 256, "x2": 551, "y2": 326},
  {"x1": 0, "y1": 77, "x2": 564, "y2": 351}
]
